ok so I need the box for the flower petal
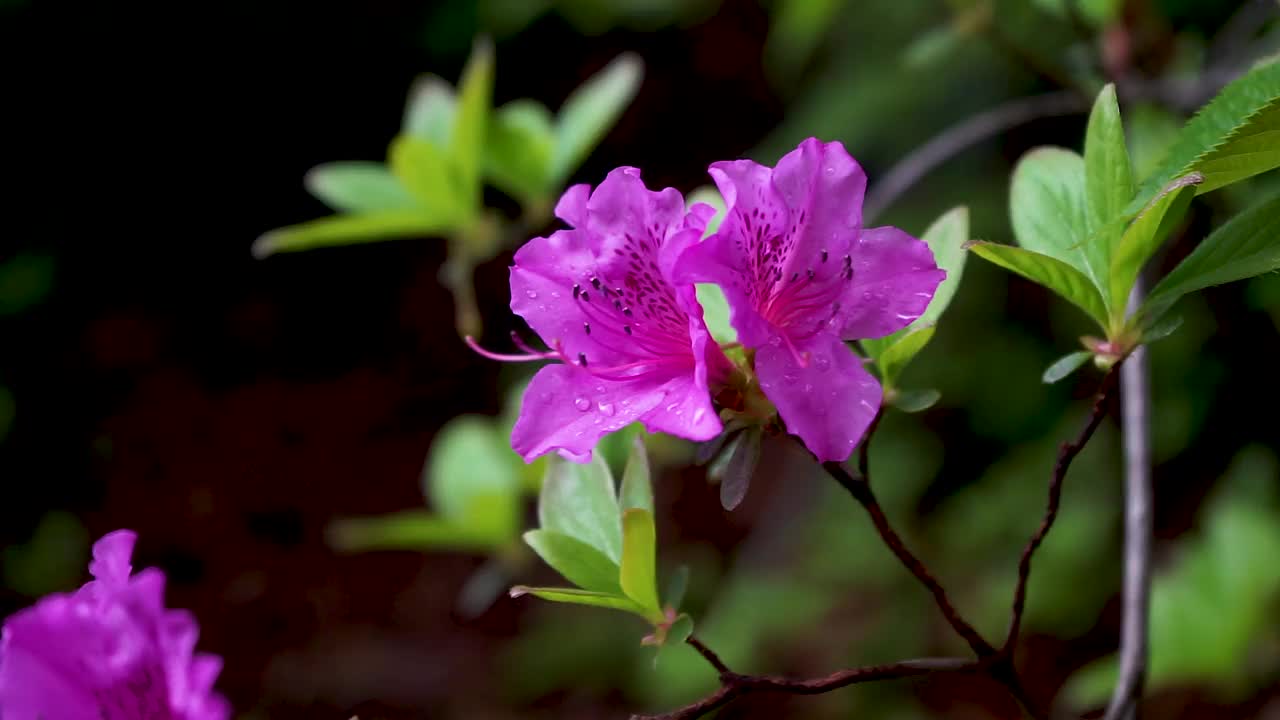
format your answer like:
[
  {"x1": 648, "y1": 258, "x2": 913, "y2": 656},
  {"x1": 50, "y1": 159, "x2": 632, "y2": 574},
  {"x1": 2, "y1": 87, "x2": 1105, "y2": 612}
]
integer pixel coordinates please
[
  {"x1": 836, "y1": 225, "x2": 945, "y2": 340},
  {"x1": 771, "y1": 138, "x2": 867, "y2": 273},
  {"x1": 756, "y1": 334, "x2": 881, "y2": 462},
  {"x1": 88, "y1": 529, "x2": 136, "y2": 587},
  {"x1": 554, "y1": 183, "x2": 591, "y2": 227}
]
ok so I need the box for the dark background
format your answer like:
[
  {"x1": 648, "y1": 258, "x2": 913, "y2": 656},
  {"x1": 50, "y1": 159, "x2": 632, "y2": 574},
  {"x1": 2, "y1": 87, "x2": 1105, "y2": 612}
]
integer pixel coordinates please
[{"x1": 2, "y1": 0, "x2": 1278, "y2": 718}]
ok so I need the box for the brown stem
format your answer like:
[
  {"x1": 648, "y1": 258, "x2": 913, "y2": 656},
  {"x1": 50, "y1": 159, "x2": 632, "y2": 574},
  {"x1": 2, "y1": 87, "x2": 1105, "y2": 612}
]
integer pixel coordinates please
[
  {"x1": 630, "y1": 657, "x2": 978, "y2": 720},
  {"x1": 1004, "y1": 365, "x2": 1122, "y2": 652}
]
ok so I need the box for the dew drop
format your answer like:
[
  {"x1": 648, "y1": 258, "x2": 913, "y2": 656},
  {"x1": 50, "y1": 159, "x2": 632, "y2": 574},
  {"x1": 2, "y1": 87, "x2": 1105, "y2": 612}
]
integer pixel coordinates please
[
  {"x1": 573, "y1": 396, "x2": 591, "y2": 412},
  {"x1": 525, "y1": 290, "x2": 538, "y2": 299},
  {"x1": 692, "y1": 407, "x2": 707, "y2": 424},
  {"x1": 598, "y1": 401, "x2": 616, "y2": 417},
  {"x1": 815, "y1": 355, "x2": 832, "y2": 372},
  {"x1": 824, "y1": 166, "x2": 836, "y2": 176},
  {"x1": 769, "y1": 336, "x2": 783, "y2": 347}
]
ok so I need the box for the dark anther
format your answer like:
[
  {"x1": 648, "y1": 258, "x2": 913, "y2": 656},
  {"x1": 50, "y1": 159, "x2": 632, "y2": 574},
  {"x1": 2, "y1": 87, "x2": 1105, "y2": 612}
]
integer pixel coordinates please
[
  {"x1": 821, "y1": 249, "x2": 829, "y2": 263},
  {"x1": 573, "y1": 284, "x2": 581, "y2": 299},
  {"x1": 582, "y1": 291, "x2": 590, "y2": 302},
  {"x1": 578, "y1": 353, "x2": 588, "y2": 367},
  {"x1": 807, "y1": 268, "x2": 815, "y2": 280},
  {"x1": 583, "y1": 322, "x2": 591, "y2": 335},
  {"x1": 790, "y1": 272, "x2": 800, "y2": 282},
  {"x1": 623, "y1": 307, "x2": 633, "y2": 317},
  {"x1": 624, "y1": 325, "x2": 632, "y2": 335},
  {"x1": 591, "y1": 277, "x2": 602, "y2": 289}
]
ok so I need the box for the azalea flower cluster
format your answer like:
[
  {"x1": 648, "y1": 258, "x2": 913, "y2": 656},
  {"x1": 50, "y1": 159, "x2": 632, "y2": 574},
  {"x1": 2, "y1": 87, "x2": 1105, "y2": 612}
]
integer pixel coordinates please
[
  {"x1": 479, "y1": 138, "x2": 944, "y2": 464},
  {"x1": 0, "y1": 530, "x2": 229, "y2": 720}
]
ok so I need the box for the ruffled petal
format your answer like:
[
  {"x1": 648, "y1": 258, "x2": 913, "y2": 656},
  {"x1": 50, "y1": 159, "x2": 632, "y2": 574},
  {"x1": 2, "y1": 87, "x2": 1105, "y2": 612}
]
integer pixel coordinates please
[
  {"x1": 771, "y1": 138, "x2": 867, "y2": 274},
  {"x1": 554, "y1": 183, "x2": 591, "y2": 227},
  {"x1": 674, "y1": 233, "x2": 775, "y2": 348},
  {"x1": 836, "y1": 226, "x2": 945, "y2": 340},
  {"x1": 511, "y1": 364, "x2": 668, "y2": 462},
  {"x1": 88, "y1": 530, "x2": 136, "y2": 587},
  {"x1": 756, "y1": 333, "x2": 881, "y2": 462}
]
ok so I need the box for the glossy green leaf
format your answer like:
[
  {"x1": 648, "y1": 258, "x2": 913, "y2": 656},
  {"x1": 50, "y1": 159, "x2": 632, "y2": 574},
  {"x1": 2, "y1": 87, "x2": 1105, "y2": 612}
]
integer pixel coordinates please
[
  {"x1": 403, "y1": 74, "x2": 456, "y2": 146},
  {"x1": 252, "y1": 211, "x2": 449, "y2": 258},
  {"x1": 967, "y1": 242, "x2": 1109, "y2": 326},
  {"x1": 426, "y1": 415, "x2": 520, "y2": 540},
  {"x1": 888, "y1": 388, "x2": 941, "y2": 413},
  {"x1": 1010, "y1": 148, "x2": 1104, "y2": 295},
  {"x1": 872, "y1": 325, "x2": 936, "y2": 389},
  {"x1": 1107, "y1": 174, "x2": 1200, "y2": 311},
  {"x1": 1042, "y1": 351, "x2": 1092, "y2": 384},
  {"x1": 1084, "y1": 85, "x2": 1134, "y2": 234},
  {"x1": 523, "y1": 529, "x2": 623, "y2": 595},
  {"x1": 539, "y1": 455, "x2": 623, "y2": 563},
  {"x1": 1132, "y1": 60, "x2": 1280, "y2": 209},
  {"x1": 551, "y1": 53, "x2": 643, "y2": 184},
  {"x1": 328, "y1": 508, "x2": 505, "y2": 553},
  {"x1": 509, "y1": 586, "x2": 647, "y2": 615},
  {"x1": 620, "y1": 509, "x2": 661, "y2": 616},
  {"x1": 695, "y1": 283, "x2": 735, "y2": 344},
  {"x1": 1144, "y1": 191, "x2": 1280, "y2": 322},
  {"x1": 485, "y1": 99, "x2": 555, "y2": 203},
  {"x1": 388, "y1": 135, "x2": 464, "y2": 221},
  {"x1": 304, "y1": 162, "x2": 420, "y2": 214},
  {"x1": 451, "y1": 38, "x2": 494, "y2": 213},
  {"x1": 619, "y1": 434, "x2": 653, "y2": 513}
]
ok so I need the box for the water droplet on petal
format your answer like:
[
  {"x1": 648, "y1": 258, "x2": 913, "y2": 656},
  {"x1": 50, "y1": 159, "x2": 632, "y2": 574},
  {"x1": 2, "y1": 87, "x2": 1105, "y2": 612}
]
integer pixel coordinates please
[
  {"x1": 815, "y1": 355, "x2": 832, "y2": 372},
  {"x1": 598, "y1": 401, "x2": 616, "y2": 417},
  {"x1": 573, "y1": 396, "x2": 591, "y2": 412},
  {"x1": 825, "y1": 166, "x2": 835, "y2": 176},
  {"x1": 769, "y1": 336, "x2": 783, "y2": 347},
  {"x1": 665, "y1": 402, "x2": 680, "y2": 413},
  {"x1": 693, "y1": 407, "x2": 707, "y2": 424},
  {"x1": 526, "y1": 290, "x2": 538, "y2": 299}
]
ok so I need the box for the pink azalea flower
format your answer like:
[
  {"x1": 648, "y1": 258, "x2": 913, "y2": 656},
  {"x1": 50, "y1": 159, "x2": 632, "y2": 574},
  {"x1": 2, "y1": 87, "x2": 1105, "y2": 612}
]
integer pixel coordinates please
[
  {"x1": 0, "y1": 530, "x2": 230, "y2": 720},
  {"x1": 472, "y1": 167, "x2": 731, "y2": 461},
  {"x1": 677, "y1": 138, "x2": 944, "y2": 462}
]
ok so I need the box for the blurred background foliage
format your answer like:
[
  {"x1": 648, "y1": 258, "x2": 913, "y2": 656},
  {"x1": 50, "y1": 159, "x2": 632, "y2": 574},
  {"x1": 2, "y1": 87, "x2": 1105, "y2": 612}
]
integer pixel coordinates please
[{"x1": 2, "y1": 0, "x2": 1279, "y2": 718}]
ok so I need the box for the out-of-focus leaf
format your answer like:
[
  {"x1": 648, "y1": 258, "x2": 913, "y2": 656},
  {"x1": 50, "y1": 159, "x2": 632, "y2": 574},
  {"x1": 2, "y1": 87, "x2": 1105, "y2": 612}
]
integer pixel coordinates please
[
  {"x1": 1031, "y1": 0, "x2": 1120, "y2": 26},
  {"x1": 710, "y1": 425, "x2": 762, "y2": 511},
  {"x1": 902, "y1": 25, "x2": 961, "y2": 68},
  {"x1": 539, "y1": 455, "x2": 623, "y2": 563},
  {"x1": 252, "y1": 211, "x2": 450, "y2": 258},
  {"x1": 651, "y1": 614, "x2": 695, "y2": 669},
  {"x1": 967, "y1": 242, "x2": 1109, "y2": 326},
  {"x1": 663, "y1": 565, "x2": 689, "y2": 612},
  {"x1": 620, "y1": 434, "x2": 653, "y2": 513},
  {"x1": 389, "y1": 135, "x2": 465, "y2": 221},
  {"x1": 426, "y1": 415, "x2": 520, "y2": 540},
  {"x1": 303, "y1": 162, "x2": 420, "y2": 214},
  {"x1": 551, "y1": 53, "x2": 643, "y2": 184},
  {"x1": 1010, "y1": 147, "x2": 1107, "y2": 299},
  {"x1": 485, "y1": 99, "x2": 555, "y2": 203},
  {"x1": 403, "y1": 74, "x2": 456, "y2": 146},
  {"x1": 328, "y1": 508, "x2": 507, "y2": 553},
  {"x1": 620, "y1": 509, "x2": 662, "y2": 616},
  {"x1": 765, "y1": 0, "x2": 846, "y2": 79},
  {"x1": 888, "y1": 387, "x2": 940, "y2": 412},
  {"x1": 1042, "y1": 350, "x2": 1092, "y2": 383},
  {"x1": 509, "y1": 586, "x2": 646, "y2": 615},
  {"x1": 523, "y1": 529, "x2": 623, "y2": 595},
  {"x1": 2, "y1": 511, "x2": 89, "y2": 596},
  {"x1": 1141, "y1": 314, "x2": 1183, "y2": 344},
  {"x1": 695, "y1": 284, "x2": 735, "y2": 344},
  {"x1": 1108, "y1": 174, "x2": 1200, "y2": 311},
  {"x1": 1144, "y1": 191, "x2": 1280, "y2": 322},
  {"x1": 451, "y1": 38, "x2": 494, "y2": 215},
  {"x1": 0, "y1": 253, "x2": 55, "y2": 316},
  {"x1": 1132, "y1": 60, "x2": 1280, "y2": 209},
  {"x1": 1127, "y1": 103, "x2": 1182, "y2": 182},
  {"x1": 686, "y1": 186, "x2": 726, "y2": 237}
]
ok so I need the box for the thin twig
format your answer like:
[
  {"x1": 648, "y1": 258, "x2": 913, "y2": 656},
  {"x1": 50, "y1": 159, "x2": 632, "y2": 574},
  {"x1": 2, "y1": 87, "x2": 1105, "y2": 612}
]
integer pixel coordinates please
[
  {"x1": 822, "y1": 454, "x2": 997, "y2": 658},
  {"x1": 1104, "y1": 285, "x2": 1154, "y2": 720},
  {"x1": 1005, "y1": 364, "x2": 1123, "y2": 652},
  {"x1": 630, "y1": 657, "x2": 978, "y2": 720},
  {"x1": 685, "y1": 635, "x2": 732, "y2": 675}
]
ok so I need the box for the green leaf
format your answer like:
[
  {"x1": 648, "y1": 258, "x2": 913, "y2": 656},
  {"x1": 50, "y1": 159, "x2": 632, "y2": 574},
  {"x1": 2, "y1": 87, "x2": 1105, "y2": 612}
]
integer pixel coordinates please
[
  {"x1": 888, "y1": 388, "x2": 941, "y2": 413},
  {"x1": 403, "y1": 75, "x2": 456, "y2": 146},
  {"x1": 425, "y1": 415, "x2": 520, "y2": 539},
  {"x1": 1010, "y1": 147, "x2": 1104, "y2": 295},
  {"x1": 1042, "y1": 351, "x2": 1092, "y2": 384},
  {"x1": 304, "y1": 162, "x2": 421, "y2": 214},
  {"x1": 523, "y1": 529, "x2": 623, "y2": 595},
  {"x1": 650, "y1": 614, "x2": 695, "y2": 669},
  {"x1": 1108, "y1": 173, "x2": 1201, "y2": 311},
  {"x1": 485, "y1": 99, "x2": 555, "y2": 203},
  {"x1": 871, "y1": 325, "x2": 936, "y2": 389},
  {"x1": 619, "y1": 434, "x2": 654, "y2": 513},
  {"x1": 620, "y1": 509, "x2": 662, "y2": 617},
  {"x1": 1126, "y1": 103, "x2": 1183, "y2": 183},
  {"x1": 686, "y1": 186, "x2": 727, "y2": 237},
  {"x1": 916, "y1": 206, "x2": 970, "y2": 327},
  {"x1": 551, "y1": 53, "x2": 643, "y2": 184},
  {"x1": 1132, "y1": 60, "x2": 1280, "y2": 209},
  {"x1": 539, "y1": 455, "x2": 623, "y2": 563},
  {"x1": 328, "y1": 509, "x2": 505, "y2": 553},
  {"x1": 252, "y1": 211, "x2": 449, "y2": 258},
  {"x1": 388, "y1": 135, "x2": 465, "y2": 221},
  {"x1": 711, "y1": 425, "x2": 762, "y2": 511},
  {"x1": 663, "y1": 565, "x2": 690, "y2": 611},
  {"x1": 966, "y1": 242, "x2": 1109, "y2": 326},
  {"x1": 695, "y1": 283, "x2": 735, "y2": 344},
  {"x1": 1141, "y1": 314, "x2": 1183, "y2": 344},
  {"x1": 1144, "y1": 190, "x2": 1280, "y2": 322},
  {"x1": 509, "y1": 586, "x2": 647, "y2": 615},
  {"x1": 451, "y1": 38, "x2": 495, "y2": 214},
  {"x1": 1085, "y1": 84, "x2": 1135, "y2": 232}
]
